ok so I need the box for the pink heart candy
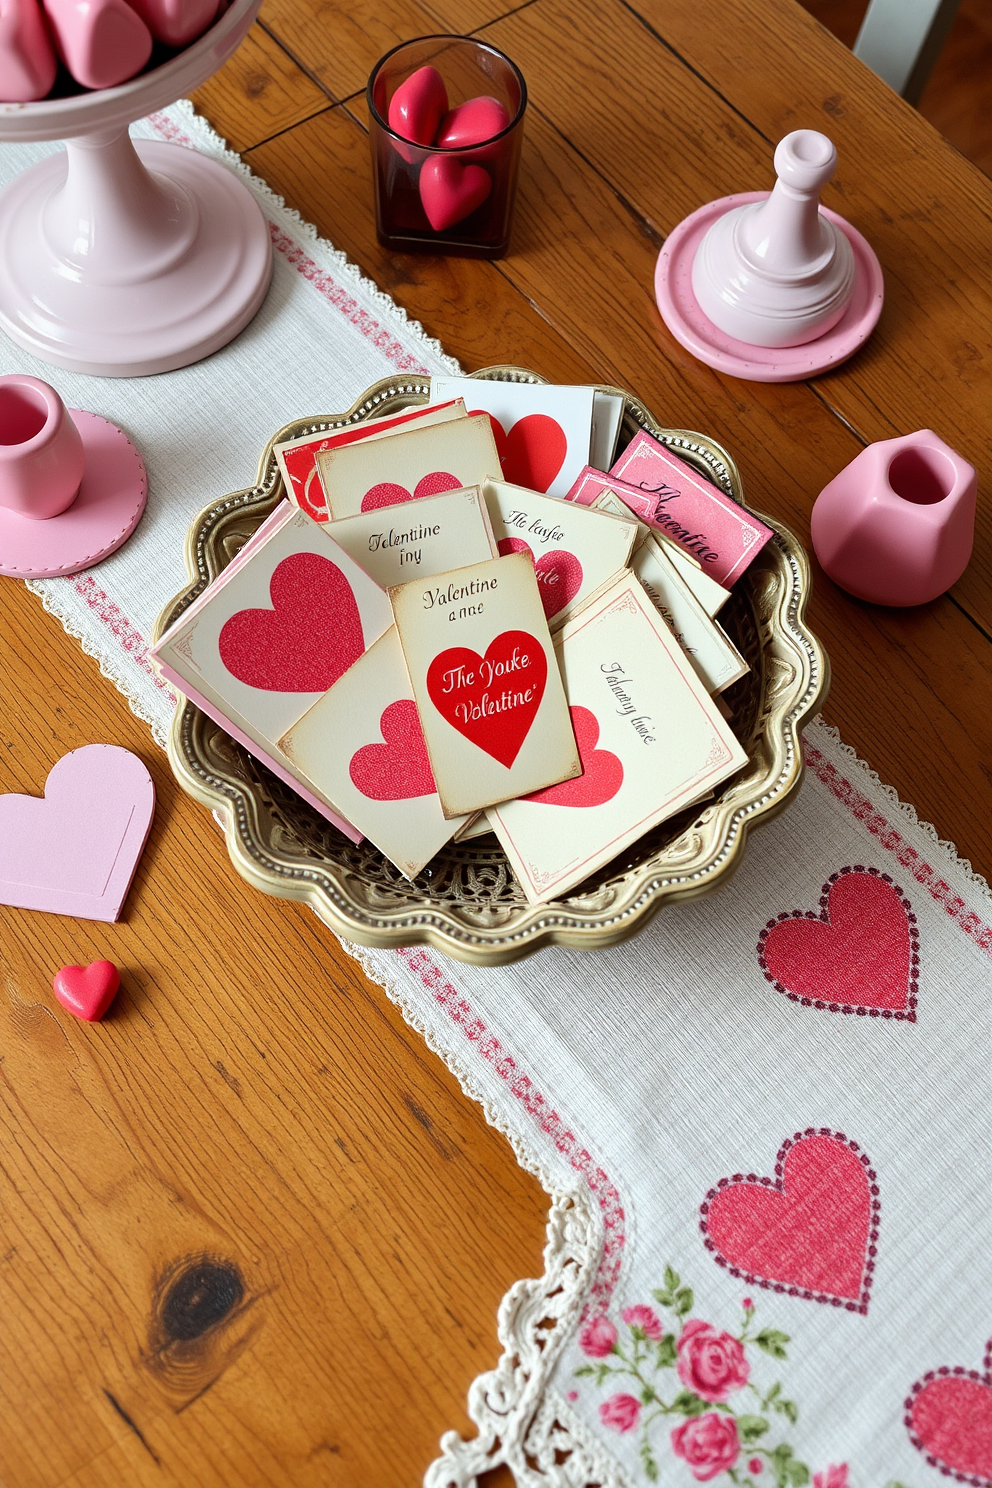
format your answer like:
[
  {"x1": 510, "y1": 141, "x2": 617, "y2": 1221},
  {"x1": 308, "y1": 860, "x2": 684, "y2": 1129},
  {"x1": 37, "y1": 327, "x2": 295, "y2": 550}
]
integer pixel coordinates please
[
  {"x1": 419, "y1": 156, "x2": 491, "y2": 232},
  {"x1": 53, "y1": 960, "x2": 120, "y2": 1022},
  {"x1": 387, "y1": 64, "x2": 449, "y2": 147},
  {"x1": 0, "y1": 0, "x2": 58, "y2": 102},
  {"x1": 436, "y1": 95, "x2": 510, "y2": 149},
  {"x1": 42, "y1": 0, "x2": 153, "y2": 91}
]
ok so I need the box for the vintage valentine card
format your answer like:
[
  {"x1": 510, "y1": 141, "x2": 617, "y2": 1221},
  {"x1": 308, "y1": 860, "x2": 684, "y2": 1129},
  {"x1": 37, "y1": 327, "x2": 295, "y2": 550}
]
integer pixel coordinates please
[
  {"x1": 389, "y1": 551, "x2": 580, "y2": 817},
  {"x1": 429, "y1": 377, "x2": 595, "y2": 497},
  {"x1": 488, "y1": 572, "x2": 748, "y2": 902},
  {"x1": 317, "y1": 413, "x2": 501, "y2": 520},
  {"x1": 274, "y1": 400, "x2": 465, "y2": 521},
  {"x1": 571, "y1": 468, "x2": 732, "y2": 616},
  {"x1": 325, "y1": 485, "x2": 497, "y2": 588},
  {"x1": 483, "y1": 478, "x2": 637, "y2": 628},
  {"x1": 280, "y1": 629, "x2": 467, "y2": 879},
  {"x1": 632, "y1": 535, "x2": 748, "y2": 694},
  {"x1": 610, "y1": 429, "x2": 773, "y2": 587}
]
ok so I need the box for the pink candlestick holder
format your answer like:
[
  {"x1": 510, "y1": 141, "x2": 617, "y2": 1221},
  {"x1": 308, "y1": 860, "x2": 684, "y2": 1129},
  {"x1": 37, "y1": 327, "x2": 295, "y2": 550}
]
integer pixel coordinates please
[
  {"x1": 810, "y1": 430, "x2": 976, "y2": 607},
  {"x1": 0, "y1": 0, "x2": 271, "y2": 377}
]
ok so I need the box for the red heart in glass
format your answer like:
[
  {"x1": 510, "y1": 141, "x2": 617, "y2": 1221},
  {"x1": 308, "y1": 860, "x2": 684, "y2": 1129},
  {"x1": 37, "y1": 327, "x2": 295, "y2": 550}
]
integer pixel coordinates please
[
  {"x1": 427, "y1": 630, "x2": 546, "y2": 767},
  {"x1": 387, "y1": 64, "x2": 448, "y2": 146},
  {"x1": 419, "y1": 156, "x2": 491, "y2": 231},
  {"x1": 435, "y1": 95, "x2": 510, "y2": 149}
]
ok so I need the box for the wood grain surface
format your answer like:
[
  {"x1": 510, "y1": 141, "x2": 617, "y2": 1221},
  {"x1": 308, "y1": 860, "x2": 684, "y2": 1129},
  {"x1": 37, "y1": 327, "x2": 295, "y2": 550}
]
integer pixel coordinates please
[{"x1": 2, "y1": 1, "x2": 990, "y2": 1484}]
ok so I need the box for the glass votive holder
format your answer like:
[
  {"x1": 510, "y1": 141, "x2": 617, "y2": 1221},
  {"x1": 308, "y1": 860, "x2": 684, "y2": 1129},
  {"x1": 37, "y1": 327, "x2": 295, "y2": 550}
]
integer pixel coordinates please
[{"x1": 367, "y1": 35, "x2": 527, "y2": 260}]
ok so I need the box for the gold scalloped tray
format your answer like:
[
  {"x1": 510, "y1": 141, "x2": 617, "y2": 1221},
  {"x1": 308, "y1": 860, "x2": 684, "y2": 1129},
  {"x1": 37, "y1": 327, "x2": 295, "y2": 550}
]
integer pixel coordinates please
[{"x1": 154, "y1": 368, "x2": 829, "y2": 965}]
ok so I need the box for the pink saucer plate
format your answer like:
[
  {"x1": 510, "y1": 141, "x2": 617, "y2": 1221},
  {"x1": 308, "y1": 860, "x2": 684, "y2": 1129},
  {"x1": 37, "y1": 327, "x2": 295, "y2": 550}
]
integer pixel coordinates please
[
  {"x1": 0, "y1": 410, "x2": 146, "y2": 577},
  {"x1": 655, "y1": 191, "x2": 884, "y2": 383}
]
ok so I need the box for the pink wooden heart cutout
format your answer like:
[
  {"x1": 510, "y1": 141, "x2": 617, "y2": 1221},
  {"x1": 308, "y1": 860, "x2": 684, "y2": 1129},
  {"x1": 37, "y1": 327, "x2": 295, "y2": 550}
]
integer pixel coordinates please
[
  {"x1": 349, "y1": 699, "x2": 436, "y2": 801},
  {"x1": 758, "y1": 866, "x2": 918, "y2": 1021},
  {"x1": 906, "y1": 1338, "x2": 992, "y2": 1482},
  {"x1": 497, "y1": 536, "x2": 583, "y2": 620},
  {"x1": 0, "y1": 745, "x2": 154, "y2": 922},
  {"x1": 419, "y1": 156, "x2": 491, "y2": 232},
  {"x1": 700, "y1": 1128, "x2": 879, "y2": 1314},
  {"x1": 53, "y1": 960, "x2": 121, "y2": 1021}
]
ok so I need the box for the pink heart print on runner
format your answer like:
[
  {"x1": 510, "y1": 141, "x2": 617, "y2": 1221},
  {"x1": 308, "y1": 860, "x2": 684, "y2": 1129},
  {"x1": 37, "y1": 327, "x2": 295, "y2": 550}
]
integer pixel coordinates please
[
  {"x1": 905, "y1": 1337, "x2": 992, "y2": 1482},
  {"x1": 700, "y1": 1129, "x2": 879, "y2": 1314},
  {"x1": 218, "y1": 551, "x2": 363, "y2": 691},
  {"x1": 349, "y1": 699, "x2": 437, "y2": 801},
  {"x1": 758, "y1": 867, "x2": 919, "y2": 1021},
  {"x1": 361, "y1": 470, "x2": 460, "y2": 512},
  {"x1": 523, "y1": 706, "x2": 622, "y2": 807},
  {"x1": 496, "y1": 536, "x2": 583, "y2": 620}
]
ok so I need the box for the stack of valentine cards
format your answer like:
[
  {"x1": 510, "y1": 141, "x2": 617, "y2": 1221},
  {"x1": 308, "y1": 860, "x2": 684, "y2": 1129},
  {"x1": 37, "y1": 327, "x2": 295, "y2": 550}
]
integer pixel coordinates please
[{"x1": 155, "y1": 387, "x2": 773, "y2": 906}]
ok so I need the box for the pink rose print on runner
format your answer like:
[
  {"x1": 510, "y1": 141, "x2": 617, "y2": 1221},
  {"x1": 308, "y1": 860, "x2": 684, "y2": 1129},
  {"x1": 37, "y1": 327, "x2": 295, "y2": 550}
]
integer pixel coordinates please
[
  {"x1": 677, "y1": 1318, "x2": 750, "y2": 1402},
  {"x1": 579, "y1": 1314, "x2": 618, "y2": 1358},
  {"x1": 671, "y1": 1413, "x2": 740, "y2": 1481},
  {"x1": 757, "y1": 866, "x2": 918, "y2": 1021},
  {"x1": 905, "y1": 1335, "x2": 992, "y2": 1482},
  {"x1": 621, "y1": 1304, "x2": 664, "y2": 1341},
  {"x1": 600, "y1": 1393, "x2": 641, "y2": 1432},
  {"x1": 813, "y1": 1467, "x2": 850, "y2": 1488},
  {"x1": 700, "y1": 1129, "x2": 880, "y2": 1313}
]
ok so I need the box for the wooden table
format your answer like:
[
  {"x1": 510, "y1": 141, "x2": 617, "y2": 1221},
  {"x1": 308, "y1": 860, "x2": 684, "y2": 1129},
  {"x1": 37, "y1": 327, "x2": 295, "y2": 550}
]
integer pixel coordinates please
[{"x1": 2, "y1": 2, "x2": 989, "y2": 1483}]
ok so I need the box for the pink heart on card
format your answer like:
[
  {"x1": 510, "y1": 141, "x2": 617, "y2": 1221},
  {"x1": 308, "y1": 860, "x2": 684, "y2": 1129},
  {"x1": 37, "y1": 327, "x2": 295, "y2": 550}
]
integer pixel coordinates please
[
  {"x1": 906, "y1": 1341, "x2": 992, "y2": 1481},
  {"x1": 419, "y1": 156, "x2": 491, "y2": 231},
  {"x1": 349, "y1": 699, "x2": 436, "y2": 801},
  {"x1": 219, "y1": 551, "x2": 364, "y2": 692},
  {"x1": 700, "y1": 1129, "x2": 879, "y2": 1313},
  {"x1": 435, "y1": 95, "x2": 510, "y2": 150},
  {"x1": 472, "y1": 411, "x2": 568, "y2": 492},
  {"x1": 361, "y1": 470, "x2": 461, "y2": 512},
  {"x1": 0, "y1": 745, "x2": 155, "y2": 923},
  {"x1": 524, "y1": 706, "x2": 622, "y2": 807},
  {"x1": 758, "y1": 868, "x2": 918, "y2": 1021},
  {"x1": 497, "y1": 536, "x2": 583, "y2": 620},
  {"x1": 53, "y1": 960, "x2": 121, "y2": 1021}
]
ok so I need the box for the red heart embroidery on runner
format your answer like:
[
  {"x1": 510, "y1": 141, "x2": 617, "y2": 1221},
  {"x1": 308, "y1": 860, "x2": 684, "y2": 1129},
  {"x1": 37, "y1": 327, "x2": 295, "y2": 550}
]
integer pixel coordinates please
[
  {"x1": 427, "y1": 630, "x2": 546, "y2": 768},
  {"x1": 906, "y1": 1340, "x2": 992, "y2": 1483},
  {"x1": 700, "y1": 1129, "x2": 879, "y2": 1313},
  {"x1": 349, "y1": 699, "x2": 436, "y2": 801},
  {"x1": 758, "y1": 866, "x2": 918, "y2": 1021},
  {"x1": 219, "y1": 552, "x2": 363, "y2": 692},
  {"x1": 471, "y1": 410, "x2": 568, "y2": 492},
  {"x1": 497, "y1": 537, "x2": 583, "y2": 619},
  {"x1": 524, "y1": 706, "x2": 622, "y2": 807},
  {"x1": 360, "y1": 470, "x2": 461, "y2": 512}
]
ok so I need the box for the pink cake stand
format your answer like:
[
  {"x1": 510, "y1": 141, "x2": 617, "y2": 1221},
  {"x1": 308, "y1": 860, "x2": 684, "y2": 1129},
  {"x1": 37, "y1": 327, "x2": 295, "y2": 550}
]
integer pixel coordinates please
[
  {"x1": 655, "y1": 192, "x2": 884, "y2": 383},
  {"x1": 0, "y1": 0, "x2": 271, "y2": 377}
]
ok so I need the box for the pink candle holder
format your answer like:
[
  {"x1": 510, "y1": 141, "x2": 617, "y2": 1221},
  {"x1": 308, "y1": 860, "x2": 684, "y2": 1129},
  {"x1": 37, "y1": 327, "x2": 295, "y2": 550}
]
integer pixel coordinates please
[{"x1": 810, "y1": 429, "x2": 976, "y2": 607}]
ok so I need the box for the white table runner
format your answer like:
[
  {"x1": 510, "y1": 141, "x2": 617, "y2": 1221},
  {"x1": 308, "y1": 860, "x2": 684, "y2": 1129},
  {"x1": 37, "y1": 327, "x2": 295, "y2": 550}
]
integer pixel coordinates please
[{"x1": 4, "y1": 106, "x2": 991, "y2": 1488}]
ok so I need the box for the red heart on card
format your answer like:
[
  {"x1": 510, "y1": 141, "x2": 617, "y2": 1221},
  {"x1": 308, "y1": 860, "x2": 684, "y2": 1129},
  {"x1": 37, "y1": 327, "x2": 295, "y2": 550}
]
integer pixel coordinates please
[
  {"x1": 427, "y1": 631, "x2": 546, "y2": 767},
  {"x1": 906, "y1": 1343, "x2": 992, "y2": 1480},
  {"x1": 349, "y1": 699, "x2": 436, "y2": 801},
  {"x1": 219, "y1": 552, "x2": 363, "y2": 692},
  {"x1": 758, "y1": 868, "x2": 918, "y2": 1021},
  {"x1": 497, "y1": 537, "x2": 583, "y2": 620},
  {"x1": 53, "y1": 960, "x2": 120, "y2": 1022},
  {"x1": 473, "y1": 411, "x2": 568, "y2": 492},
  {"x1": 361, "y1": 470, "x2": 461, "y2": 512},
  {"x1": 700, "y1": 1130, "x2": 878, "y2": 1312},
  {"x1": 524, "y1": 706, "x2": 622, "y2": 807},
  {"x1": 419, "y1": 156, "x2": 491, "y2": 231}
]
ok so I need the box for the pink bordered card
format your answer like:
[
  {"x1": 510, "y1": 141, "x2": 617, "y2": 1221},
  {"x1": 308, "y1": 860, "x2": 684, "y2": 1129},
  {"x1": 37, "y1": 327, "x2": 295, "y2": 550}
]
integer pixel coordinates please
[
  {"x1": 429, "y1": 377, "x2": 596, "y2": 496},
  {"x1": 488, "y1": 571, "x2": 748, "y2": 903},
  {"x1": 274, "y1": 399, "x2": 465, "y2": 521},
  {"x1": 389, "y1": 551, "x2": 580, "y2": 818},
  {"x1": 325, "y1": 485, "x2": 497, "y2": 588},
  {"x1": 610, "y1": 429, "x2": 773, "y2": 587},
  {"x1": 316, "y1": 414, "x2": 501, "y2": 520},
  {"x1": 483, "y1": 478, "x2": 638, "y2": 629},
  {"x1": 279, "y1": 629, "x2": 468, "y2": 880},
  {"x1": 150, "y1": 502, "x2": 394, "y2": 838}
]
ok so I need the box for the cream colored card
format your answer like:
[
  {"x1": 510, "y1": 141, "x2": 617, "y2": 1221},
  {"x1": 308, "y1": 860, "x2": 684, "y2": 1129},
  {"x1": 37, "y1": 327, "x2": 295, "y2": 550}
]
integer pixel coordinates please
[
  {"x1": 279, "y1": 629, "x2": 467, "y2": 880},
  {"x1": 389, "y1": 551, "x2": 580, "y2": 818},
  {"x1": 454, "y1": 812, "x2": 494, "y2": 841},
  {"x1": 632, "y1": 536, "x2": 748, "y2": 694},
  {"x1": 591, "y1": 486, "x2": 652, "y2": 546},
  {"x1": 483, "y1": 478, "x2": 638, "y2": 629},
  {"x1": 325, "y1": 486, "x2": 497, "y2": 588},
  {"x1": 317, "y1": 413, "x2": 502, "y2": 520},
  {"x1": 488, "y1": 572, "x2": 749, "y2": 903}
]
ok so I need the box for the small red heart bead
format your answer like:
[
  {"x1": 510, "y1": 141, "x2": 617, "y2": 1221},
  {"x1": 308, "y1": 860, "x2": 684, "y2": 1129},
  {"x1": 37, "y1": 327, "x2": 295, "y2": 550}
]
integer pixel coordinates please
[
  {"x1": 435, "y1": 95, "x2": 510, "y2": 149},
  {"x1": 387, "y1": 64, "x2": 449, "y2": 147},
  {"x1": 419, "y1": 156, "x2": 491, "y2": 232},
  {"x1": 53, "y1": 960, "x2": 120, "y2": 1022}
]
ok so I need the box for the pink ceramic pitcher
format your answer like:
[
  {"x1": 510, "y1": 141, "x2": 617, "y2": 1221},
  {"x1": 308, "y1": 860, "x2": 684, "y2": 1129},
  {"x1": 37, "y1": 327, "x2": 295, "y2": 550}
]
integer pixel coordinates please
[
  {"x1": 0, "y1": 374, "x2": 84, "y2": 519},
  {"x1": 810, "y1": 429, "x2": 975, "y2": 606}
]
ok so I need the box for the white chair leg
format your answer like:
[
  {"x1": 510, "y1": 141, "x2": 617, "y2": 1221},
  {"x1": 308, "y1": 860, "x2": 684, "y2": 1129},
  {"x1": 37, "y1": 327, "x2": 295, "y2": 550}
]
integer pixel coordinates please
[{"x1": 853, "y1": 0, "x2": 962, "y2": 104}]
